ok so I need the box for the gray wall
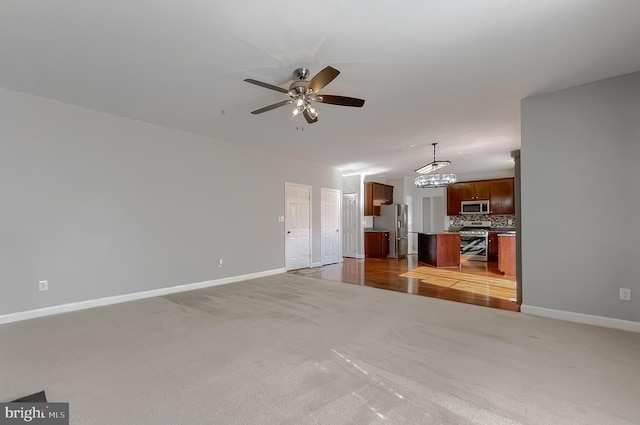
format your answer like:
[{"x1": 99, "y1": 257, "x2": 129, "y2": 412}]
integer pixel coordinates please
[
  {"x1": 0, "y1": 88, "x2": 341, "y2": 315},
  {"x1": 386, "y1": 177, "x2": 405, "y2": 204},
  {"x1": 521, "y1": 71, "x2": 640, "y2": 322}
]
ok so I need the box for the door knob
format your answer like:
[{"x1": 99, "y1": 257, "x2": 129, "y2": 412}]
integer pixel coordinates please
[{"x1": 287, "y1": 231, "x2": 291, "y2": 234}]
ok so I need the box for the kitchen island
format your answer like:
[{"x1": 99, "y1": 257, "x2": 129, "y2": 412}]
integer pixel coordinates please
[{"x1": 417, "y1": 232, "x2": 461, "y2": 268}]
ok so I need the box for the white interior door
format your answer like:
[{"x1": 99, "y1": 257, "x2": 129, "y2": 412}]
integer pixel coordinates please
[
  {"x1": 285, "y1": 183, "x2": 311, "y2": 270},
  {"x1": 342, "y1": 193, "x2": 357, "y2": 258},
  {"x1": 321, "y1": 188, "x2": 341, "y2": 265}
]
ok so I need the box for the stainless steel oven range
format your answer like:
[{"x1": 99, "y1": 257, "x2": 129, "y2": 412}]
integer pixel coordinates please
[{"x1": 459, "y1": 220, "x2": 491, "y2": 262}]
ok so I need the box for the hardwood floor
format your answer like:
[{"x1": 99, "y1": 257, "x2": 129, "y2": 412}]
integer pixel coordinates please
[{"x1": 291, "y1": 254, "x2": 520, "y2": 312}]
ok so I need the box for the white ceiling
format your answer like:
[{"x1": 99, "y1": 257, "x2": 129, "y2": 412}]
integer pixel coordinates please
[{"x1": 2, "y1": 1, "x2": 640, "y2": 180}]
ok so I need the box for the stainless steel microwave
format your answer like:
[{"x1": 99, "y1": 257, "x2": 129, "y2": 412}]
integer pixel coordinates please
[{"x1": 461, "y1": 200, "x2": 490, "y2": 214}]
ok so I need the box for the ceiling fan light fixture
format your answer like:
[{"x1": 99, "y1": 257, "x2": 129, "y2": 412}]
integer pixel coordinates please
[
  {"x1": 307, "y1": 105, "x2": 318, "y2": 120},
  {"x1": 244, "y1": 66, "x2": 365, "y2": 124}
]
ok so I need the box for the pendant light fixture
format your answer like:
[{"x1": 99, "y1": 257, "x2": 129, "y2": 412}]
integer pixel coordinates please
[{"x1": 415, "y1": 143, "x2": 457, "y2": 188}]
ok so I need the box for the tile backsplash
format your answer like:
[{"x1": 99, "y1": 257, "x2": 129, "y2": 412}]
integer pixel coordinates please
[{"x1": 450, "y1": 215, "x2": 515, "y2": 228}]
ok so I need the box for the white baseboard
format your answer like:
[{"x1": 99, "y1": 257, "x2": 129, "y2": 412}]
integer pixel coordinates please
[
  {"x1": 0, "y1": 268, "x2": 286, "y2": 326},
  {"x1": 521, "y1": 304, "x2": 640, "y2": 333}
]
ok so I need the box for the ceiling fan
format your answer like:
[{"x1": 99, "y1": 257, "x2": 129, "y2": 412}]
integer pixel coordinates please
[{"x1": 244, "y1": 66, "x2": 365, "y2": 124}]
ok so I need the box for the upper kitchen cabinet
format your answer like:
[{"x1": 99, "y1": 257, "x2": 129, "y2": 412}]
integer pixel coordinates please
[
  {"x1": 446, "y1": 178, "x2": 514, "y2": 215},
  {"x1": 461, "y1": 181, "x2": 490, "y2": 201},
  {"x1": 380, "y1": 184, "x2": 393, "y2": 205},
  {"x1": 489, "y1": 178, "x2": 515, "y2": 215},
  {"x1": 446, "y1": 183, "x2": 464, "y2": 215},
  {"x1": 364, "y1": 183, "x2": 374, "y2": 216},
  {"x1": 446, "y1": 181, "x2": 489, "y2": 215},
  {"x1": 364, "y1": 182, "x2": 394, "y2": 216}
]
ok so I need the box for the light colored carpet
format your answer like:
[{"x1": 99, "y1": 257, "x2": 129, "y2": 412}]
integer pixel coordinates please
[{"x1": 1, "y1": 273, "x2": 639, "y2": 424}]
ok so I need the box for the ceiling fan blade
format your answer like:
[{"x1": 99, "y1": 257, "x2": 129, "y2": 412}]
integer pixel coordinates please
[
  {"x1": 316, "y1": 95, "x2": 365, "y2": 107},
  {"x1": 250, "y1": 100, "x2": 292, "y2": 114},
  {"x1": 307, "y1": 66, "x2": 340, "y2": 93},
  {"x1": 303, "y1": 109, "x2": 318, "y2": 124},
  {"x1": 244, "y1": 78, "x2": 289, "y2": 94}
]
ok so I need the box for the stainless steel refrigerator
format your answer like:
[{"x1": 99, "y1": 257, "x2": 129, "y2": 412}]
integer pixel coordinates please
[{"x1": 375, "y1": 204, "x2": 409, "y2": 258}]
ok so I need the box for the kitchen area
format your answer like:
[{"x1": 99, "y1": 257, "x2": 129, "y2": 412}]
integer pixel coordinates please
[
  {"x1": 363, "y1": 177, "x2": 517, "y2": 282},
  {"x1": 444, "y1": 177, "x2": 517, "y2": 277},
  {"x1": 299, "y1": 175, "x2": 519, "y2": 311}
]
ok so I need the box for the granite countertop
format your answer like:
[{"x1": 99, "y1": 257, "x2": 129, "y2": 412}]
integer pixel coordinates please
[
  {"x1": 446, "y1": 227, "x2": 517, "y2": 232},
  {"x1": 364, "y1": 229, "x2": 388, "y2": 232}
]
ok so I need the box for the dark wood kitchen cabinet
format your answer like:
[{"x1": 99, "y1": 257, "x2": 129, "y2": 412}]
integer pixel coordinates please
[
  {"x1": 364, "y1": 182, "x2": 394, "y2": 216},
  {"x1": 380, "y1": 184, "x2": 393, "y2": 205},
  {"x1": 446, "y1": 178, "x2": 514, "y2": 216},
  {"x1": 364, "y1": 183, "x2": 374, "y2": 216},
  {"x1": 461, "y1": 181, "x2": 490, "y2": 201},
  {"x1": 488, "y1": 231, "x2": 499, "y2": 261},
  {"x1": 488, "y1": 178, "x2": 515, "y2": 215},
  {"x1": 498, "y1": 234, "x2": 516, "y2": 276},
  {"x1": 446, "y1": 184, "x2": 464, "y2": 215},
  {"x1": 446, "y1": 181, "x2": 489, "y2": 215},
  {"x1": 364, "y1": 231, "x2": 389, "y2": 258}
]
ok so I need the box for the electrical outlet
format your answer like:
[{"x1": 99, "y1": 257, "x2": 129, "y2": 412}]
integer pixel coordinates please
[
  {"x1": 619, "y1": 288, "x2": 631, "y2": 301},
  {"x1": 39, "y1": 280, "x2": 49, "y2": 291},
  {"x1": 217, "y1": 258, "x2": 223, "y2": 268}
]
